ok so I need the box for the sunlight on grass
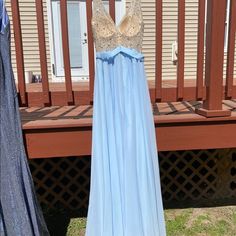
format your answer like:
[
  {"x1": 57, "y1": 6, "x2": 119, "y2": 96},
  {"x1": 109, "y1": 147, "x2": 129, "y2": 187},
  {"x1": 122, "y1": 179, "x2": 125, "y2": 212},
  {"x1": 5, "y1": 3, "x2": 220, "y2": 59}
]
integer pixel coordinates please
[
  {"x1": 186, "y1": 219, "x2": 229, "y2": 236},
  {"x1": 164, "y1": 207, "x2": 234, "y2": 236},
  {"x1": 45, "y1": 206, "x2": 236, "y2": 236},
  {"x1": 233, "y1": 211, "x2": 236, "y2": 224}
]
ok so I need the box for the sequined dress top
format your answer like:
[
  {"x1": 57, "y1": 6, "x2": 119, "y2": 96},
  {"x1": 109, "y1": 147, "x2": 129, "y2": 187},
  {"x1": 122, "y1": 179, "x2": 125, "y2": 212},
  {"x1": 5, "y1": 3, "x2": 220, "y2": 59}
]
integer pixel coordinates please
[
  {"x1": 92, "y1": 0, "x2": 144, "y2": 52},
  {"x1": 85, "y1": 0, "x2": 166, "y2": 235}
]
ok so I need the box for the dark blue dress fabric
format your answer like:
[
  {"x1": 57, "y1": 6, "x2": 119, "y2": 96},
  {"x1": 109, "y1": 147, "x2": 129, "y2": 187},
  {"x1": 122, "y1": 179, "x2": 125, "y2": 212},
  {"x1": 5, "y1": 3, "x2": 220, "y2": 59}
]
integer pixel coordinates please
[
  {"x1": 0, "y1": 1, "x2": 8, "y2": 34},
  {"x1": 0, "y1": 4, "x2": 49, "y2": 236}
]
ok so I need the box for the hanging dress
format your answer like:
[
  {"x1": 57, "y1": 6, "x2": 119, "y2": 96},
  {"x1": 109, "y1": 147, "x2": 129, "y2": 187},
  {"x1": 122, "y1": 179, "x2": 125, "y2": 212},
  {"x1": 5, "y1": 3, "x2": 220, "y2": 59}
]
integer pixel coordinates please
[
  {"x1": 86, "y1": 0, "x2": 166, "y2": 235},
  {"x1": 0, "y1": 3, "x2": 49, "y2": 236}
]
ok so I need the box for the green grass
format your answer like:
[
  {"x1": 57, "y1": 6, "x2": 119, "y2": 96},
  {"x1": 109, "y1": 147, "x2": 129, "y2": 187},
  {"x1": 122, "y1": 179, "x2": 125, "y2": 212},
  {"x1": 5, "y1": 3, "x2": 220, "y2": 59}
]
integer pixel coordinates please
[
  {"x1": 233, "y1": 211, "x2": 236, "y2": 224},
  {"x1": 67, "y1": 218, "x2": 87, "y2": 236},
  {"x1": 165, "y1": 209, "x2": 192, "y2": 236},
  {"x1": 165, "y1": 207, "x2": 235, "y2": 236},
  {"x1": 45, "y1": 206, "x2": 236, "y2": 236}
]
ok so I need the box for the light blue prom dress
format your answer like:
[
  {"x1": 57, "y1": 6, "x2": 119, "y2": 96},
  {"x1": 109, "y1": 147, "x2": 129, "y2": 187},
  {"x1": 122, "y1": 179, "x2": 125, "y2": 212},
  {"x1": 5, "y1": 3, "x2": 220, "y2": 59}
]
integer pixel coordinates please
[{"x1": 86, "y1": 0, "x2": 166, "y2": 235}]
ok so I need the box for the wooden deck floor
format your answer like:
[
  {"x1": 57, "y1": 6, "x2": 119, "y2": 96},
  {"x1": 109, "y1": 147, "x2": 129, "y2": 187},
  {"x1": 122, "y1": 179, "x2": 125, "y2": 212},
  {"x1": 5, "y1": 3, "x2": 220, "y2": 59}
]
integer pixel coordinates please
[
  {"x1": 20, "y1": 100, "x2": 236, "y2": 159},
  {"x1": 21, "y1": 99, "x2": 236, "y2": 128}
]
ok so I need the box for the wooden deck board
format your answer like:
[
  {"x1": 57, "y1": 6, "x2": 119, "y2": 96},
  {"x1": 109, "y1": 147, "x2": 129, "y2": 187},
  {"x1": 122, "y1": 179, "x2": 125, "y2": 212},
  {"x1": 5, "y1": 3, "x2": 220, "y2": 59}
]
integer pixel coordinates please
[
  {"x1": 21, "y1": 101, "x2": 236, "y2": 130},
  {"x1": 21, "y1": 100, "x2": 236, "y2": 126}
]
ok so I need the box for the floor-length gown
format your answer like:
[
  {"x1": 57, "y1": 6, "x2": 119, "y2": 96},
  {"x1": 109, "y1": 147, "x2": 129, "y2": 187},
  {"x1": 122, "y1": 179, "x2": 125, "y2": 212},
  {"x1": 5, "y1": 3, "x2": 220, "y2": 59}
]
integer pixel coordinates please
[
  {"x1": 0, "y1": 4, "x2": 49, "y2": 236},
  {"x1": 86, "y1": 0, "x2": 166, "y2": 235}
]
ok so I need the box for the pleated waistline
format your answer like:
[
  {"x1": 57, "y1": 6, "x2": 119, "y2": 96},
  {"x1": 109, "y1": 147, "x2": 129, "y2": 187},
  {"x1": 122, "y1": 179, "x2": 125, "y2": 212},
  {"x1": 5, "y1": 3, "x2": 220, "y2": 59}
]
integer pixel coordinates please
[{"x1": 96, "y1": 46, "x2": 144, "y2": 61}]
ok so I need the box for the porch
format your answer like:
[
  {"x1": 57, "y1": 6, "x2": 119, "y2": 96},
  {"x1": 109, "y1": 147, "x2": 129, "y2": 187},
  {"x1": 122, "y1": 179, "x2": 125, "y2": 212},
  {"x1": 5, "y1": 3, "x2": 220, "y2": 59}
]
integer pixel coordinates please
[
  {"x1": 6, "y1": 0, "x2": 234, "y2": 159},
  {"x1": 21, "y1": 95, "x2": 236, "y2": 158},
  {"x1": 1, "y1": 0, "x2": 234, "y2": 214}
]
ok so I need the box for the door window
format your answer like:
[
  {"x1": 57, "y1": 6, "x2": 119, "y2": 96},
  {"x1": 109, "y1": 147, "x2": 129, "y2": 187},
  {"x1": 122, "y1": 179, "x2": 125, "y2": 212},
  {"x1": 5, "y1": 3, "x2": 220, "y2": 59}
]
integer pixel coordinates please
[{"x1": 50, "y1": 0, "x2": 125, "y2": 79}]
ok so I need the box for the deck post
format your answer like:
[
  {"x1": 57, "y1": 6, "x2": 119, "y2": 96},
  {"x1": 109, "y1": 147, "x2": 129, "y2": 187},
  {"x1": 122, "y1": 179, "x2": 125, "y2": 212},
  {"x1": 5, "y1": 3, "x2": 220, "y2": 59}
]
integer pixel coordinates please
[
  {"x1": 11, "y1": 0, "x2": 27, "y2": 106},
  {"x1": 195, "y1": 0, "x2": 231, "y2": 117}
]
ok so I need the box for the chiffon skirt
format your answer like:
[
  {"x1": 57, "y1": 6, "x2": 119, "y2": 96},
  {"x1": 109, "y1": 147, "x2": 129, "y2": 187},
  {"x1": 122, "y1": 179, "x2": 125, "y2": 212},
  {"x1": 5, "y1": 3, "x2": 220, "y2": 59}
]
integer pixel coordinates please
[{"x1": 86, "y1": 46, "x2": 166, "y2": 236}]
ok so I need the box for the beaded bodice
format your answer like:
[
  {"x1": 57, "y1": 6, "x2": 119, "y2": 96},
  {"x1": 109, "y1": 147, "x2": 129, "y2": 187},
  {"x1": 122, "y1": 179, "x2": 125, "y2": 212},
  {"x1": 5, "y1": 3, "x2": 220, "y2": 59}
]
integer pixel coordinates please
[{"x1": 92, "y1": 0, "x2": 144, "y2": 52}]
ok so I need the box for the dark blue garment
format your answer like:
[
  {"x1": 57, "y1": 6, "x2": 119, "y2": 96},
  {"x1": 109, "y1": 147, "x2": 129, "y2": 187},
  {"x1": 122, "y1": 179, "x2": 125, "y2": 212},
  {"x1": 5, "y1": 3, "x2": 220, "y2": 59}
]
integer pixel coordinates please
[
  {"x1": 0, "y1": 1, "x2": 9, "y2": 34},
  {"x1": 0, "y1": 7, "x2": 49, "y2": 236}
]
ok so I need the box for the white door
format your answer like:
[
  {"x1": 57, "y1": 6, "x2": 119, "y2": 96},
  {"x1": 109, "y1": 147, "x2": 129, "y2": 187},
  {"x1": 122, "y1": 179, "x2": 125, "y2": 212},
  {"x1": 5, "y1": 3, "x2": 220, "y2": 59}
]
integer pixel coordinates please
[
  {"x1": 51, "y1": 0, "x2": 88, "y2": 79},
  {"x1": 50, "y1": 0, "x2": 125, "y2": 81}
]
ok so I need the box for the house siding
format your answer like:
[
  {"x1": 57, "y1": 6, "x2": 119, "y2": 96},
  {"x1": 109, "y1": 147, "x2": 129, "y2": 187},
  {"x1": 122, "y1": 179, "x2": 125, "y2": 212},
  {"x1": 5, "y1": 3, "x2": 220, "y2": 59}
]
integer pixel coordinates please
[{"x1": 5, "y1": 0, "x2": 52, "y2": 83}]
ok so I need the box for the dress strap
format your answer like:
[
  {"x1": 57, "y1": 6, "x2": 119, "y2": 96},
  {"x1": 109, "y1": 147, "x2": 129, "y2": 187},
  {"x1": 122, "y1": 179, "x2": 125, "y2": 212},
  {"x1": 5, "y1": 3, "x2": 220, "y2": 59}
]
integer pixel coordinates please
[
  {"x1": 93, "y1": 0, "x2": 104, "y2": 12},
  {"x1": 0, "y1": 0, "x2": 9, "y2": 34},
  {"x1": 128, "y1": 0, "x2": 142, "y2": 15},
  {"x1": 92, "y1": 0, "x2": 142, "y2": 20}
]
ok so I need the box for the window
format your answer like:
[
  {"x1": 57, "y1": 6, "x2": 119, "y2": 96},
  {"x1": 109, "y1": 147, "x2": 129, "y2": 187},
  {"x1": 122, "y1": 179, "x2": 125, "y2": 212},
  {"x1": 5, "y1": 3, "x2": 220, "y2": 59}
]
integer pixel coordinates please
[{"x1": 49, "y1": 0, "x2": 125, "y2": 80}]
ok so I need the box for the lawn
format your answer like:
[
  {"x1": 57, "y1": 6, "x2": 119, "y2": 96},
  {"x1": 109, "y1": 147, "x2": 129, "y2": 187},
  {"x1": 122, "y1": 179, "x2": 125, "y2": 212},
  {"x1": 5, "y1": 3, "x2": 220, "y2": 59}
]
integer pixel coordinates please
[
  {"x1": 45, "y1": 206, "x2": 236, "y2": 236},
  {"x1": 165, "y1": 206, "x2": 236, "y2": 236}
]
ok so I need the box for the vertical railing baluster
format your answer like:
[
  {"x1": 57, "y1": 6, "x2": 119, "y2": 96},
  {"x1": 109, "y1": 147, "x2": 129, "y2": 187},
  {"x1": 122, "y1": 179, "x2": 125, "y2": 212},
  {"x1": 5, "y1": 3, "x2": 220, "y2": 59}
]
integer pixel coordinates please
[
  {"x1": 196, "y1": 0, "x2": 231, "y2": 117},
  {"x1": 109, "y1": 0, "x2": 116, "y2": 22},
  {"x1": 226, "y1": 0, "x2": 236, "y2": 98},
  {"x1": 177, "y1": 0, "x2": 185, "y2": 100},
  {"x1": 35, "y1": 0, "x2": 50, "y2": 105},
  {"x1": 86, "y1": 0, "x2": 95, "y2": 102},
  {"x1": 155, "y1": 0, "x2": 162, "y2": 101},
  {"x1": 11, "y1": 0, "x2": 27, "y2": 106},
  {"x1": 196, "y1": 0, "x2": 205, "y2": 100},
  {"x1": 60, "y1": 0, "x2": 74, "y2": 104}
]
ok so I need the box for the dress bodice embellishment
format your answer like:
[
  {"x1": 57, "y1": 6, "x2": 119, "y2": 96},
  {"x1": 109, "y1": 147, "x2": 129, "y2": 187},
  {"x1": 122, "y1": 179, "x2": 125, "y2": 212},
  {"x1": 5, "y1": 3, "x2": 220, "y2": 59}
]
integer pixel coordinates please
[{"x1": 92, "y1": 0, "x2": 144, "y2": 52}]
